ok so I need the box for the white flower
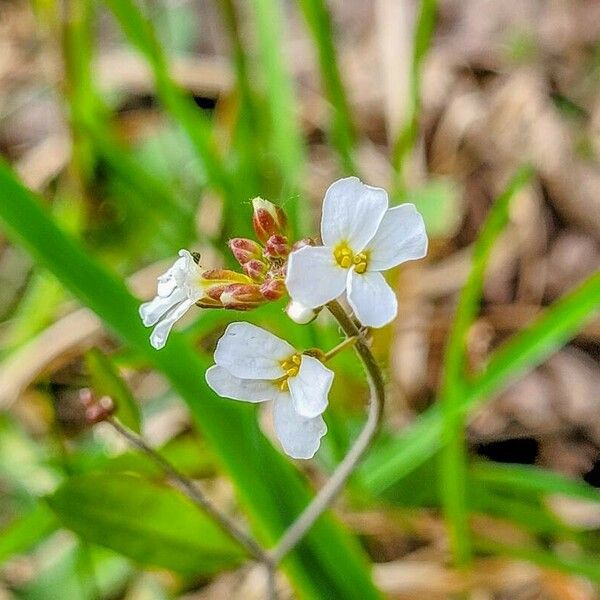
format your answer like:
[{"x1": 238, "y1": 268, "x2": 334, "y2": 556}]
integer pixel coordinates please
[
  {"x1": 205, "y1": 322, "x2": 333, "y2": 459},
  {"x1": 285, "y1": 177, "x2": 428, "y2": 328},
  {"x1": 139, "y1": 250, "x2": 203, "y2": 350}
]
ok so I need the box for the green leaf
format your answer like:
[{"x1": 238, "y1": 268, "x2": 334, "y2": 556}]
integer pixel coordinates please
[
  {"x1": 85, "y1": 348, "x2": 141, "y2": 433},
  {"x1": 0, "y1": 159, "x2": 381, "y2": 599},
  {"x1": 0, "y1": 504, "x2": 58, "y2": 565},
  {"x1": 46, "y1": 473, "x2": 245, "y2": 574}
]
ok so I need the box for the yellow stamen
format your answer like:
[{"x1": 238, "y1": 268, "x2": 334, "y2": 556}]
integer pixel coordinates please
[
  {"x1": 274, "y1": 353, "x2": 302, "y2": 392},
  {"x1": 333, "y1": 242, "x2": 369, "y2": 273}
]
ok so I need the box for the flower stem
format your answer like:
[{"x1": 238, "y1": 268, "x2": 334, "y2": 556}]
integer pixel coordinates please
[
  {"x1": 268, "y1": 300, "x2": 386, "y2": 564},
  {"x1": 323, "y1": 334, "x2": 358, "y2": 362},
  {"x1": 106, "y1": 417, "x2": 272, "y2": 566}
]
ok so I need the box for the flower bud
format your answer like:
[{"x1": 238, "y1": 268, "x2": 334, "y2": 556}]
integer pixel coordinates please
[
  {"x1": 229, "y1": 238, "x2": 263, "y2": 266},
  {"x1": 79, "y1": 388, "x2": 115, "y2": 424},
  {"x1": 199, "y1": 269, "x2": 253, "y2": 305},
  {"x1": 286, "y1": 300, "x2": 319, "y2": 324},
  {"x1": 243, "y1": 259, "x2": 268, "y2": 280},
  {"x1": 252, "y1": 197, "x2": 287, "y2": 243},
  {"x1": 264, "y1": 234, "x2": 290, "y2": 259},
  {"x1": 260, "y1": 278, "x2": 286, "y2": 301},
  {"x1": 220, "y1": 283, "x2": 265, "y2": 310}
]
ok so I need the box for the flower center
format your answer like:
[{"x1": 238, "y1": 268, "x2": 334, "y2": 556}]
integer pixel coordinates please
[
  {"x1": 333, "y1": 242, "x2": 368, "y2": 274},
  {"x1": 275, "y1": 353, "x2": 302, "y2": 391}
]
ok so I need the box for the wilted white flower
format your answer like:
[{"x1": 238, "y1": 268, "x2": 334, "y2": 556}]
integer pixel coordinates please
[
  {"x1": 139, "y1": 250, "x2": 204, "y2": 350},
  {"x1": 205, "y1": 322, "x2": 333, "y2": 459},
  {"x1": 285, "y1": 177, "x2": 428, "y2": 328}
]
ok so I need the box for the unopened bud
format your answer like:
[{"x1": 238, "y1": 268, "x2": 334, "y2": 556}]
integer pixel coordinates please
[
  {"x1": 252, "y1": 197, "x2": 287, "y2": 243},
  {"x1": 220, "y1": 283, "x2": 265, "y2": 310},
  {"x1": 243, "y1": 259, "x2": 268, "y2": 280},
  {"x1": 79, "y1": 388, "x2": 115, "y2": 424},
  {"x1": 229, "y1": 238, "x2": 263, "y2": 266},
  {"x1": 260, "y1": 278, "x2": 286, "y2": 301},
  {"x1": 264, "y1": 234, "x2": 290, "y2": 259},
  {"x1": 286, "y1": 300, "x2": 319, "y2": 324}
]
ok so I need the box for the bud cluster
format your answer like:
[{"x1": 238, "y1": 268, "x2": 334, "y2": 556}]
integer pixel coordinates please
[{"x1": 196, "y1": 197, "x2": 296, "y2": 311}]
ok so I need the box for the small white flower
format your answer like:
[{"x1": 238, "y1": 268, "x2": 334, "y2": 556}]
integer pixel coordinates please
[
  {"x1": 285, "y1": 177, "x2": 428, "y2": 328},
  {"x1": 139, "y1": 250, "x2": 203, "y2": 350},
  {"x1": 205, "y1": 322, "x2": 333, "y2": 459}
]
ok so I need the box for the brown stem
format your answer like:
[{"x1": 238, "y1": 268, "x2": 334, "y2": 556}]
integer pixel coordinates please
[
  {"x1": 107, "y1": 418, "x2": 272, "y2": 566},
  {"x1": 268, "y1": 300, "x2": 385, "y2": 564}
]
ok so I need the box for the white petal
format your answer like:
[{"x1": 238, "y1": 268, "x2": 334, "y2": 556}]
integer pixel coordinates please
[
  {"x1": 366, "y1": 204, "x2": 428, "y2": 271},
  {"x1": 285, "y1": 245, "x2": 347, "y2": 309},
  {"x1": 149, "y1": 298, "x2": 196, "y2": 349},
  {"x1": 320, "y1": 177, "x2": 388, "y2": 251},
  {"x1": 288, "y1": 355, "x2": 333, "y2": 418},
  {"x1": 139, "y1": 288, "x2": 187, "y2": 327},
  {"x1": 156, "y1": 250, "x2": 198, "y2": 297},
  {"x1": 214, "y1": 322, "x2": 294, "y2": 380},
  {"x1": 347, "y1": 270, "x2": 398, "y2": 328},
  {"x1": 205, "y1": 365, "x2": 277, "y2": 403},
  {"x1": 272, "y1": 396, "x2": 327, "y2": 459}
]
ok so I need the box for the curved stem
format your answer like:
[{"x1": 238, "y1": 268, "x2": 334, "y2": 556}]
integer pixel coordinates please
[
  {"x1": 269, "y1": 300, "x2": 386, "y2": 564},
  {"x1": 107, "y1": 417, "x2": 272, "y2": 566}
]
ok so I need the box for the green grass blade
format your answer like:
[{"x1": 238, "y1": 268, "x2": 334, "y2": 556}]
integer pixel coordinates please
[
  {"x1": 392, "y1": 0, "x2": 437, "y2": 188},
  {"x1": 297, "y1": 0, "x2": 357, "y2": 174},
  {"x1": 0, "y1": 160, "x2": 381, "y2": 600},
  {"x1": 474, "y1": 538, "x2": 600, "y2": 583},
  {"x1": 471, "y1": 462, "x2": 600, "y2": 504},
  {"x1": 438, "y1": 166, "x2": 533, "y2": 566},
  {"x1": 101, "y1": 0, "x2": 235, "y2": 204},
  {"x1": 249, "y1": 0, "x2": 308, "y2": 236},
  {"x1": 361, "y1": 269, "x2": 600, "y2": 496}
]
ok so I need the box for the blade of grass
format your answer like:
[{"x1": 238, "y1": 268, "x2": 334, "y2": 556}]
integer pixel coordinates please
[
  {"x1": 248, "y1": 0, "x2": 309, "y2": 237},
  {"x1": 474, "y1": 538, "x2": 600, "y2": 583},
  {"x1": 101, "y1": 0, "x2": 247, "y2": 236},
  {"x1": 439, "y1": 166, "x2": 533, "y2": 567},
  {"x1": 361, "y1": 268, "x2": 600, "y2": 496},
  {"x1": 0, "y1": 161, "x2": 381, "y2": 600},
  {"x1": 392, "y1": 0, "x2": 437, "y2": 190},
  {"x1": 471, "y1": 462, "x2": 600, "y2": 504},
  {"x1": 297, "y1": 0, "x2": 357, "y2": 174}
]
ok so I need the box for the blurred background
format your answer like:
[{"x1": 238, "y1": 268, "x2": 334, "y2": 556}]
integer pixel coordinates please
[{"x1": 1, "y1": 0, "x2": 600, "y2": 598}]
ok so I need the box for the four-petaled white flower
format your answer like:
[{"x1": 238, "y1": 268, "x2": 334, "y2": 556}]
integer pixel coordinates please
[
  {"x1": 139, "y1": 250, "x2": 203, "y2": 350},
  {"x1": 205, "y1": 322, "x2": 333, "y2": 459},
  {"x1": 285, "y1": 177, "x2": 428, "y2": 328}
]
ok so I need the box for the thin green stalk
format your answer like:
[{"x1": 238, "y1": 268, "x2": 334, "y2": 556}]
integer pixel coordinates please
[
  {"x1": 439, "y1": 166, "x2": 533, "y2": 567},
  {"x1": 248, "y1": 0, "x2": 308, "y2": 237},
  {"x1": 297, "y1": 0, "x2": 357, "y2": 174},
  {"x1": 392, "y1": 0, "x2": 437, "y2": 190}
]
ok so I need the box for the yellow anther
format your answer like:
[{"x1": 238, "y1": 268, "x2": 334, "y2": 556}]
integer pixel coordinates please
[
  {"x1": 339, "y1": 256, "x2": 352, "y2": 268},
  {"x1": 279, "y1": 379, "x2": 289, "y2": 391},
  {"x1": 291, "y1": 354, "x2": 301, "y2": 365},
  {"x1": 354, "y1": 262, "x2": 367, "y2": 274},
  {"x1": 352, "y1": 252, "x2": 369, "y2": 274},
  {"x1": 286, "y1": 367, "x2": 299, "y2": 378}
]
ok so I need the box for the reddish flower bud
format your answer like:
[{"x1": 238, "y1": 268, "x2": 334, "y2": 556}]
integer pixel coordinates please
[
  {"x1": 243, "y1": 259, "x2": 268, "y2": 280},
  {"x1": 260, "y1": 278, "x2": 286, "y2": 301},
  {"x1": 220, "y1": 283, "x2": 265, "y2": 310},
  {"x1": 252, "y1": 197, "x2": 287, "y2": 243},
  {"x1": 229, "y1": 238, "x2": 263, "y2": 266},
  {"x1": 264, "y1": 234, "x2": 290, "y2": 259},
  {"x1": 79, "y1": 388, "x2": 115, "y2": 424}
]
